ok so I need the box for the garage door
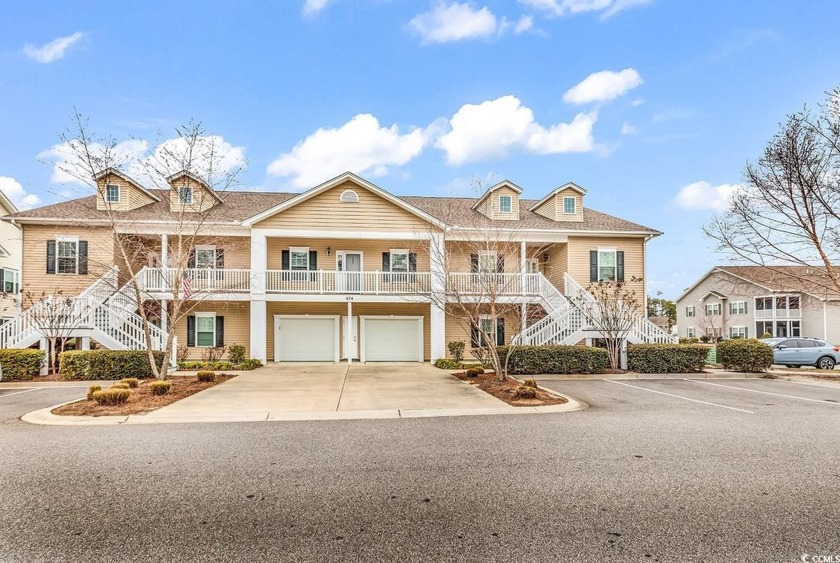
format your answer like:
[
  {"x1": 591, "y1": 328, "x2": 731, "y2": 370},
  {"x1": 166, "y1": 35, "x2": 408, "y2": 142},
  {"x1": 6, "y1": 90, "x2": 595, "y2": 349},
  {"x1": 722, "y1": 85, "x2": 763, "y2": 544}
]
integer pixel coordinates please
[
  {"x1": 363, "y1": 317, "x2": 422, "y2": 362},
  {"x1": 275, "y1": 316, "x2": 338, "y2": 362}
]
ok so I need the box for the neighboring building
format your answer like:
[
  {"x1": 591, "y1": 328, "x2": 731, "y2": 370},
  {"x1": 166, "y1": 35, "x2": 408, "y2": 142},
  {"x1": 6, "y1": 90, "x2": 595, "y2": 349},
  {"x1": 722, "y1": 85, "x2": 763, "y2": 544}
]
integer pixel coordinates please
[
  {"x1": 0, "y1": 190, "x2": 22, "y2": 322},
  {"x1": 676, "y1": 266, "x2": 840, "y2": 343},
  {"x1": 0, "y1": 171, "x2": 673, "y2": 363}
]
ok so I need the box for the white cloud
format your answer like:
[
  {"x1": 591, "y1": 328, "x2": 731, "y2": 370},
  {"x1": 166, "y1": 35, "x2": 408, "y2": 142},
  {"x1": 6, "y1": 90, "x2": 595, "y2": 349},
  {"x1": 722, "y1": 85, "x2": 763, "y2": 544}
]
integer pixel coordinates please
[
  {"x1": 267, "y1": 114, "x2": 431, "y2": 189},
  {"x1": 410, "y1": 2, "x2": 500, "y2": 44},
  {"x1": 519, "y1": 0, "x2": 651, "y2": 19},
  {"x1": 674, "y1": 180, "x2": 742, "y2": 212},
  {"x1": 22, "y1": 32, "x2": 84, "y2": 63},
  {"x1": 0, "y1": 176, "x2": 41, "y2": 210},
  {"x1": 628, "y1": 98, "x2": 644, "y2": 107},
  {"x1": 436, "y1": 95, "x2": 597, "y2": 165},
  {"x1": 563, "y1": 68, "x2": 643, "y2": 105},
  {"x1": 620, "y1": 122, "x2": 636, "y2": 135},
  {"x1": 514, "y1": 15, "x2": 534, "y2": 33},
  {"x1": 302, "y1": 0, "x2": 332, "y2": 16}
]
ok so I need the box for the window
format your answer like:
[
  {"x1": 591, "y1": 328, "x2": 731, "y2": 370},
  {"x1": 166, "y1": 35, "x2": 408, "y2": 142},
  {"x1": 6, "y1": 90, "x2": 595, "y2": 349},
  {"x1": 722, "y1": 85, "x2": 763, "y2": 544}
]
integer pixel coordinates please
[
  {"x1": 498, "y1": 195, "x2": 512, "y2": 213},
  {"x1": 389, "y1": 249, "x2": 409, "y2": 272},
  {"x1": 788, "y1": 296, "x2": 800, "y2": 310},
  {"x1": 290, "y1": 247, "x2": 310, "y2": 271},
  {"x1": 730, "y1": 301, "x2": 747, "y2": 315},
  {"x1": 195, "y1": 246, "x2": 216, "y2": 269},
  {"x1": 685, "y1": 306, "x2": 695, "y2": 317},
  {"x1": 756, "y1": 321, "x2": 774, "y2": 337},
  {"x1": 790, "y1": 320, "x2": 801, "y2": 337},
  {"x1": 729, "y1": 326, "x2": 747, "y2": 339},
  {"x1": 526, "y1": 258, "x2": 540, "y2": 273},
  {"x1": 105, "y1": 184, "x2": 120, "y2": 203},
  {"x1": 796, "y1": 339, "x2": 816, "y2": 348},
  {"x1": 478, "y1": 250, "x2": 498, "y2": 273},
  {"x1": 705, "y1": 303, "x2": 722, "y2": 316},
  {"x1": 687, "y1": 327, "x2": 696, "y2": 338},
  {"x1": 563, "y1": 197, "x2": 576, "y2": 214},
  {"x1": 479, "y1": 316, "x2": 496, "y2": 342},
  {"x1": 179, "y1": 186, "x2": 193, "y2": 204},
  {"x1": 339, "y1": 190, "x2": 359, "y2": 203},
  {"x1": 196, "y1": 313, "x2": 215, "y2": 347},
  {"x1": 2, "y1": 268, "x2": 19, "y2": 294},
  {"x1": 57, "y1": 239, "x2": 78, "y2": 274},
  {"x1": 597, "y1": 249, "x2": 617, "y2": 282},
  {"x1": 755, "y1": 297, "x2": 772, "y2": 311}
]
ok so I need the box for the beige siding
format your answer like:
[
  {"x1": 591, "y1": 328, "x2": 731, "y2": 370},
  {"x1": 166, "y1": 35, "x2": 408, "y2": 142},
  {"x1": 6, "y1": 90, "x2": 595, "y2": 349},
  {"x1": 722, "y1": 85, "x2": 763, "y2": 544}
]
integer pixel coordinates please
[
  {"x1": 566, "y1": 236, "x2": 646, "y2": 304},
  {"x1": 255, "y1": 181, "x2": 433, "y2": 232},
  {"x1": 475, "y1": 186, "x2": 520, "y2": 221},
  {"x1": 446, "y1": 242, "x2": 519, "y2": 273},
  {"x1": 444, "y1": 305, "x2": 522, "y2": 360},
  {"x1": 554, "y1": 188, "x2": 584, "y2": 222},
  {"x1": 542, "y1": 243, "x2": 568, "y2": 290},
  {"x1": 533, "y1": 195, "x2": 556, "y2": 220},
  {"x1": 266, "y1": 301, "x2": 431, "y2": 361},
  {"x1": 168, "y1": 180, "x2": 219, "y2": 213},
  {"x1": 21, "y1": 224, "x2": 116, "y2": 300},
  {"x1": 266, "y1": 238, "x2": 429, "y2": 272},
  {"x1": 174, "y1": 301, "x2": 251, "y2": 360},
  {"x1": 95, "y1": 174, "x2": 155, "y2": 212}
]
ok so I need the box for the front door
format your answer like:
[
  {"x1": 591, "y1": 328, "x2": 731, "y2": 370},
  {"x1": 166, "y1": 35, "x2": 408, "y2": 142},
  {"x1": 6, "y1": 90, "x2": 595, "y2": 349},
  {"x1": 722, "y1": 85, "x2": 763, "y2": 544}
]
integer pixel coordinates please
[{"x1": 338, "y1": 252, "x2": 362, "y2": 292}]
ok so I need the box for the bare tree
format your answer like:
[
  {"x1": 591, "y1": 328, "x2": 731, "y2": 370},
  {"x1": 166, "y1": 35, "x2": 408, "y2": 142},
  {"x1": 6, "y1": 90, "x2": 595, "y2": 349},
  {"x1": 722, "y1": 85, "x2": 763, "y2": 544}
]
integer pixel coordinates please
[
  {"x1": 24, "y1": 289, "x2": 88, "y2": 374},
  {"x1": 46, "y1": 110, "x2": 248, "y2": 379},
  {"x1": 705, "y1": 87, "x2": 840, "y2": 296},
  {"x1": 695, "y1": 305, "x2": 728, "y2": 341},
  {"x1": 571, "y1": 278, "x2": 643, "y2": 370}
]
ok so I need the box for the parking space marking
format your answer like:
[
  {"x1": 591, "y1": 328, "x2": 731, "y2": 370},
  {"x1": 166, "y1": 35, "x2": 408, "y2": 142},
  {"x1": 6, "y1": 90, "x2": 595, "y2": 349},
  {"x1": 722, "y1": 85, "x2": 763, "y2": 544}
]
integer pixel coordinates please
[
  {"x1": 0, "y1": 388, "x2": 41, "y2": 399},
  {"x1": 691, "y1": 380, "x2": 840, "y2": 406},
  {"x1": 605, "y1": 380, "x2": 755, "y2": 413}
]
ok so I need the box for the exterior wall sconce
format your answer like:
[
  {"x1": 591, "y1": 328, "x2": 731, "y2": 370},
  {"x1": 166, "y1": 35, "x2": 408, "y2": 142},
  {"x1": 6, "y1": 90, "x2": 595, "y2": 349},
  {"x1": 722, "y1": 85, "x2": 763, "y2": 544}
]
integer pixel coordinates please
[{"x1": 327, "y1": 247, "x2": 331, "y2": 256}]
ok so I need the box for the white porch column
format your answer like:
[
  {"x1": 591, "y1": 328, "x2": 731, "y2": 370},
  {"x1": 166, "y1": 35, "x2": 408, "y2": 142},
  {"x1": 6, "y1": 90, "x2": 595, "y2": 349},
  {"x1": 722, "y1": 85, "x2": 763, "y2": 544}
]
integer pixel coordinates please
[
  {"x1": 80, "y1": 337, "x2": 90, "y2": 351},
  {"x1": 430, "y1": 232, "x2": 446, "y2": 362},
  {"x1": 39, "y1": 337, "x2": 49, "y2": 376},
  {"x1": 250, "y1": 300, "x2": 267, "y2": 364},
  {"x1": 346, "y1": 300, "x2": 353, "y2": 364},
  {"x1": 160, "y1": 233, "x2": 169, "y2": 267},
  {"x1": 250, "y1": 231, "x2": 268, "y2": 364}
]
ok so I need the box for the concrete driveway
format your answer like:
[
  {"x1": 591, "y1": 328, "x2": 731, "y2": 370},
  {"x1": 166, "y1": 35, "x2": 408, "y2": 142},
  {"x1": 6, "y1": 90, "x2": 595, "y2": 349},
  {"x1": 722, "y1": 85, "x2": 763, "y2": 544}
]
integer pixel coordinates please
[{"x1": 140, "y1": 363, "x2": 509, "y2": 422}]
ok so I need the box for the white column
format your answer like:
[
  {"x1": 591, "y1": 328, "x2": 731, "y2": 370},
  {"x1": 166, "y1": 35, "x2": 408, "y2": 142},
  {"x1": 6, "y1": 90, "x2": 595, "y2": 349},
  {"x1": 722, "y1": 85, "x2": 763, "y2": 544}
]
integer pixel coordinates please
[
  {"x1": 250, "y1": 231, "x2": 267, "y2": 296},
  {"x1": 39, "y1": 337, "x2": 49, "y2": 376},
  {"x1": 346, "y1": 300, "x2": 353, "y2": 363},
  {"x1": 430, "y1": 232, "x2": 447, "y2": 362},
  {"x1": 250, "y1": 300, "x2": 267, "y2": 364},
  {"x1": 80, "y1": 337, "x2": 90, "y2": 351},
  {"x1": 161, "y1": 233, "x2": 169, "y2": 267}
]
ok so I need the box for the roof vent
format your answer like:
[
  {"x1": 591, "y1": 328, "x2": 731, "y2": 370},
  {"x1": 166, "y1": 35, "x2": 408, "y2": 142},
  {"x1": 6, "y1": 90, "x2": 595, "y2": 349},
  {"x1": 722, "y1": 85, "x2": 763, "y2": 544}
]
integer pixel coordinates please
[{"x1": 339, "y1": 189, "x2": 359, "y2": 203}]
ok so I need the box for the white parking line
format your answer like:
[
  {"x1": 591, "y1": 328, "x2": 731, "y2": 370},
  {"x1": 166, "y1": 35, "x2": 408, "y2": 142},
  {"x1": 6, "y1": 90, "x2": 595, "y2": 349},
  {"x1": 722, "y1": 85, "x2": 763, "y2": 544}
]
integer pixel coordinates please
[
  {"x1": 0, "y1": 388, "x2": 42, "y2": 399},
  {"x1": 691, "y1": 380, "x2": 840, "y2": 406},
  {"x1": 605, "y1": 380, "x2": 755, "y2": 414}
]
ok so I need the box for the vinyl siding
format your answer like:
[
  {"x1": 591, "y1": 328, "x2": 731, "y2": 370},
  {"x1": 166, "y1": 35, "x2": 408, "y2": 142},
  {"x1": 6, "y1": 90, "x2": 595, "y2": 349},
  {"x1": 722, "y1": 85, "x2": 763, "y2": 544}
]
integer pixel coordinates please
[
  {"x1": 266, "y1": 238, "x2": 429, "y2": 272},
  {"x1": 542, "y1": 243, "x2": 568, "y2": 290},
  {"x1": 266, "y1": 301, "x2": 431, "y2": 361},
  {"x1": 254, "y1": 182, "x2": 433, "y2": 232},
  {"x1": 445, "y1": 242, "x2": 519, "y2": 273},
  {"x1": 168, "y1": 181, "x2": 218, "y2": 213},
  {"x1": 444, "y1": 305, "x2": 521, "y2": 360},
  {"x1": 554, "y1": 189, "x2": 583, "y2": 222},
  {"x1": 174, "y1": 301, "x2": 251, "y2": 360},
  {"x1": 95, "y1": 175, "x2": 156, "y2": 212},
  {"x1": 566, "y1": 236, "x2": 646, "y2": 306},
  {"x1": 532, "y1": 195, "x2": 556, "y2": 220},
  {"x1": 488, "y1": 186, "x2": 520, "y2": 221},
  {"x1": 0, "y1": 202, "x2": 22, "y2": 317}
]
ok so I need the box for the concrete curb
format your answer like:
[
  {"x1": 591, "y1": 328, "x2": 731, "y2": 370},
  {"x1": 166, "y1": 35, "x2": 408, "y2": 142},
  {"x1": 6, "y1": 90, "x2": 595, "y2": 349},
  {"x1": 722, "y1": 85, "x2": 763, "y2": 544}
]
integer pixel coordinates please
[
  {"x1": 21, "y1": 392, "x2": 586, "y2": 426},
  {"x1": 534, "y1": 372, "x2": 767, "y2": 381}
]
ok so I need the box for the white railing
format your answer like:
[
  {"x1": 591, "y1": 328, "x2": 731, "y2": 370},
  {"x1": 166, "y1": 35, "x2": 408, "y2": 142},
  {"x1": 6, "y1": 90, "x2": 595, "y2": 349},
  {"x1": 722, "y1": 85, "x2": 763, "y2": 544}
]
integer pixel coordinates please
[
  {"x1": 79, "y1": 266, "x2": 119, "y2": 303},
  {"x1": 513, "y1": 274, "x2": 577, "y2": 345},
  {"x1": 144, "y1": 267, "x2": 251, "y2": 293},
  {"x1": 447, "y1": 272, "x2": 541, "y2": 296},
  {"x1": 756, "y1": 308, "x2": 800, "y2": 319},
  {"x1": 266, "y1": 270, "x2": 432, "y2": 294}
]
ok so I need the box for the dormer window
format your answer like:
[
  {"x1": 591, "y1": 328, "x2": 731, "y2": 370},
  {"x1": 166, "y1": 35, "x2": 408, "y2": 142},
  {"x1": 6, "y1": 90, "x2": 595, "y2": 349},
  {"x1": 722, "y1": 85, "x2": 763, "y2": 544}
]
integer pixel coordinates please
[
  {"x1": 499, "y1": 195, "x2": 512, "y2": 213},
  {"x1": 563, "y1": 197, "x2": 576, "y2": 214},
  {"x1": 339, "y1": 190, "x2": 359, "y2": 203},
  {"x1": 105, "y1": 184, "x2": 120, "y2": 203},
  {"x1": 179, "y1": 186, "x2": 194, "y2": 205}
]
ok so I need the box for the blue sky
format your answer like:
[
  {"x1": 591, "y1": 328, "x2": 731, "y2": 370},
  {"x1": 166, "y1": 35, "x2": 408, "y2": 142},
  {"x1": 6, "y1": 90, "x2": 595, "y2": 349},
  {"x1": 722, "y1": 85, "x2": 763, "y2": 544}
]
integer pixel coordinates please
[{"x1": 2, "y1": 0, "x2": 839, "y2": 299}]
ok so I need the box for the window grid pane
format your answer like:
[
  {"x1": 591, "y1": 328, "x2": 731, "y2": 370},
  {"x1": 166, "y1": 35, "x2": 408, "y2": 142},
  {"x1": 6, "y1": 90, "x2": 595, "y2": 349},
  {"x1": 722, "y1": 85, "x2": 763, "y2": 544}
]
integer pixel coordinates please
[
  {"x1": 499, "y1": 196, "x2": 511, "y2": 213},
  {"x1": 391, "y1": 252, "x2": 408, "y2": 272},
  {"x1": 563, "y1": 197, "x2": 575, "y2": 214},
  {"x1": 598, "y1": 251, "x2": 616, "y2": 281}
]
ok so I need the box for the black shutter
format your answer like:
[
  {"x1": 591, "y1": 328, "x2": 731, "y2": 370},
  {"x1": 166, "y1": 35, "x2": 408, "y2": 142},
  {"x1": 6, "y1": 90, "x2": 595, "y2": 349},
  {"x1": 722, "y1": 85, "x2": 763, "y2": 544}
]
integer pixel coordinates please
[
  {"x1": 382, "y1": 252, "x2": 390, "y2": 272},
  {"x1": 496, "y1": 255, "x2": 504, "y2": 273},
  {"x1": 616, "y1": 251, "x2": 625, "y2": 282},
  {"x1": 470, "y1": 254, "x2": 478, "y2": 273},
  {"x1": 188, "y1": 249, "x2": 196, "y2": 269},
  {"x1": 496, "y1": 318, "x2": 505, "y2": 346},
  {"x1": 215, "y1": 316, "x2": 224, "y2": 347},
  {"x1": 470, "y1": 323, "x2": 480, "y2": 348},
  {"x1": 309, "y1": 251, "x2": 317, "y2": 270},
  {"x1": 281, "y1": 250, "x2": 290, "y2": 270},
  {"x1": 215, "y1": 248, "x2": 225, "y2": 268},
  {"x1": 0, "y1": 269, "x2": 5, "y2": 291},
  {"x1": 590, "y1": 251, "x2": 598, "y2": 282},
  {"x1": 408, "y1": 253, "x2": 417, "y2": 272},
  {"x1": 187, "y1": 315, "x2": 196, "y2": 347},
  {"x1": 46, "y1": 240, "x2": 56, "y2": 274},
  {"x1": 78, "y1": 241, "x2": 88, "y2": 275}
]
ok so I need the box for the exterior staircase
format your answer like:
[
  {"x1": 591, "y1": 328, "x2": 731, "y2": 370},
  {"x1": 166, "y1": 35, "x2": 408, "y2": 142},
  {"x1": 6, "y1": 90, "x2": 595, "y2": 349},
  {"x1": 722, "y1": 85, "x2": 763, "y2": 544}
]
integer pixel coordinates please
[
  {"x1": 513, "y1": 273, "x2": 677, "y2": 346},
  {"x1": 0, "y1": 267, "x2": 166, "y2": 351}
]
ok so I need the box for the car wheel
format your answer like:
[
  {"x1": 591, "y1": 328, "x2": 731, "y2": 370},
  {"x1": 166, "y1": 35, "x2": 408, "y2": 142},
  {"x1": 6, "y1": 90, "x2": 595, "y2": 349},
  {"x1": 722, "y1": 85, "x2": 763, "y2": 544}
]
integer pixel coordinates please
[{"x1": 817, "y1": 356, "x2": 836, "y2": 370}]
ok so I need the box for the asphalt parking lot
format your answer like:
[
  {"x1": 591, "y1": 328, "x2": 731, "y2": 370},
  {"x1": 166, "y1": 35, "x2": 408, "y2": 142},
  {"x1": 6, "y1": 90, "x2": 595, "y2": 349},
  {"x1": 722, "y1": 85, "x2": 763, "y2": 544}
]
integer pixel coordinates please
[{"x1": 1, "y1": 377, "x2": 839, "y2": 562}]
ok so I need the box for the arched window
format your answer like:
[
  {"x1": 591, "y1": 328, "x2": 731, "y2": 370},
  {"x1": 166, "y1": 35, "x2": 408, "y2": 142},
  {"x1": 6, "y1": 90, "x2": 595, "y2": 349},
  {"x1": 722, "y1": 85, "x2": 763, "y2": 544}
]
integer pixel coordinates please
[{"x1": 339, "y1": 190, "x2": 360, "y2": 203}]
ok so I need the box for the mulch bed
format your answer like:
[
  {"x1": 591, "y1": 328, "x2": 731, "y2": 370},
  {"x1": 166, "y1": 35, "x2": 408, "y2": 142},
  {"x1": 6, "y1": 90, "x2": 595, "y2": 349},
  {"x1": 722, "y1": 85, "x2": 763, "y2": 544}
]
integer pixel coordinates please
[
  {"x1": 52, "y1": 374, "x2": 236, "y2": 417},
  {"x1": 453, "y1": 371, "x2": 567, "y2": 407}
]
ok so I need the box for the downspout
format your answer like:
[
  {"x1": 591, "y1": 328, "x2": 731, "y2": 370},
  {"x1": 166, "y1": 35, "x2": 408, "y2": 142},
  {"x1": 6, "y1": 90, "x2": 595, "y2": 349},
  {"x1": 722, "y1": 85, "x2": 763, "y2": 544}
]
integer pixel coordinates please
[{"x1": 823, "y1": 300, "x2": 828, "y2": 341}]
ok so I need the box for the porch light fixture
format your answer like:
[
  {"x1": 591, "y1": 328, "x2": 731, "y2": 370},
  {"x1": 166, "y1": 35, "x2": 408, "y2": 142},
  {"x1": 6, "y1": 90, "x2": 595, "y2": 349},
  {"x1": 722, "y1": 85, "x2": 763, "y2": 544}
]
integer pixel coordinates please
[
  {"x1": 543, "y1": 252, "x2": 550, "y2": 262},
  {"x1": 327, "y1": 247, "x2": 331, "y2": 256}
]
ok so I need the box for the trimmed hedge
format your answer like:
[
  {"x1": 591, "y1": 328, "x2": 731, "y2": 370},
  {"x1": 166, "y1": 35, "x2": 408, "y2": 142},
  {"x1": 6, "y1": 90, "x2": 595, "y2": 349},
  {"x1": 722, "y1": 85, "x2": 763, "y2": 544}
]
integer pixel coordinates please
[
  {"x1": 717, "y1": 339, "x2": 774, "y2": 373},
  {"x1": 60, "y1": 350, "x2": 166, "y2": 380},
  {"x1": 628, "y1": 344, "x2": 708, "y2": 374},
  {"x1": 177, "y1": 359, "x2": 262, "y2": 371},
  {"x1": 0, "y1": 349, "x2": 45, "y2": 382},
  {"x1": 497, "y1": 345, "x2": 609, "y2": 375}
]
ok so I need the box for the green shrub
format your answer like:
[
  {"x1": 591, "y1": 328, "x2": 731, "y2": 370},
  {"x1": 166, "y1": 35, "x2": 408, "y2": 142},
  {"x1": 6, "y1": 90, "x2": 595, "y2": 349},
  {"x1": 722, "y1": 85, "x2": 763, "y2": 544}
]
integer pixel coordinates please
[
  {"x1": 0, "y1": 349, "x2": 46, "y2": 382},
  {"x1": 236, "y1": 359, "x2": 262, "y2": 370},
  {"x1": 92, "y1": 388, "x2": 130, "y2": 406},
  {"x1": 700, "y1": 335, "x2": 710, "y2": 343},
  {"x1": 118, "y1": 378, "x2": 140, "y2": 388},
  {"x1": 465, "y1": 368, "x2": 481, "y2": 378},
  {"x1": 679, "y1": 337, "x2": 700, "y2": 344},
  {"x1": 761, "y1": 332, "x2": 772, "y2": 339},
  {"x1": 434, "y1": 358, "x2": 458, "y2": 370},
  {"x1": 178, "y1": 361, "x2": 232, "y2": 371},
  {"x1": 86, "y1": 384, "x2": 102, "y2": 401},
  {"x1": 149, "y1": 381, "x2": 172, "y2": 396},
  {"x1": 60, "y1": 350, "x2": 165, "y2": 380},
  {"x1": 497, "y1": 346, "x2": 609, "y2": 375},
  {"x1": 522, "y1": 377, "x2": 538, "y2": 388},
  {"x1": 196, "y1": 371, "x2": 216, "y2": 383},
  {"x1": 228, "y1": 344, "x2": 246, "y2": 366},
  {"x1": 513, "y1": 385, "x2": 537, "y2": 399},
  {"x1": 627, "y1": 344, "x2": 708, "y2": 374},
  {"x1": 111, "y1": 382, "x2": 131, "y2": 390},
  {"x1": 447, "y1": 341, "x2": 465, "y2": 363},
  {"x1": 717, "y1": 339, "x2": 774, "y2": 373}
]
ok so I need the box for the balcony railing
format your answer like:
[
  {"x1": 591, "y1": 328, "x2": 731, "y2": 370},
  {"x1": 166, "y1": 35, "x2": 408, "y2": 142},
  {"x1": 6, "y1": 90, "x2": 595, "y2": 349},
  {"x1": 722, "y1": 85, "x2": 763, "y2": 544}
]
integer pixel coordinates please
[
  {"x1": 755, "y1": 308, "x2": 801, "y2": 320},
  {"x1": 447, "y1": 273, "x2": 541, "y2": 296},
  {"x1": 143, "y1": 268, "x2": 251, "y2": 292},
  {"x1": 265, "y1": 270, "x2": 432, "y2": 294}
]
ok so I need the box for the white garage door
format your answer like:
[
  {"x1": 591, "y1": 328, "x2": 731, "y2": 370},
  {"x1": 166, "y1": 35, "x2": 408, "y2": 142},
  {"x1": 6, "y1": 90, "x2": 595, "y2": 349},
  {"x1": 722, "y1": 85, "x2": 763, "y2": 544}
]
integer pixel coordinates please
[
  {"x1": 363, "y1": 317, "x2": 422, "y2": 362},
  {"x1": 275, "y1": 316, "x2": 338, "y2": 362}
]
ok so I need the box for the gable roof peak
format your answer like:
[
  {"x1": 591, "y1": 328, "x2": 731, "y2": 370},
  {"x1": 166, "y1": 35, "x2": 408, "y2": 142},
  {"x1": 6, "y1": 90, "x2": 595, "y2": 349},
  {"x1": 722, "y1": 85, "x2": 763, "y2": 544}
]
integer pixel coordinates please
[
  {"x1": 529, "y1": 181, "x2": 587, "y2": 212},
  {"x1": 471, "y1": 180, "x2": 523, "y2": 210},
  {"x1": 92, "y1": 167, "x2": 161, "y2": 202},
  {"x1": 166, "y1": 170, "x2": 224, "y2": 203}
]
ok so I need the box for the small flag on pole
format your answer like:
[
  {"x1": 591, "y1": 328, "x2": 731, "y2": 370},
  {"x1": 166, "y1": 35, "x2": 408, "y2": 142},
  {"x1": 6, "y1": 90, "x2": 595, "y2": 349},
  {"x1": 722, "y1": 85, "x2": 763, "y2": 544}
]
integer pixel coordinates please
[{"x1": 182, "y1": 272, "x2": 194, "y2": 299}]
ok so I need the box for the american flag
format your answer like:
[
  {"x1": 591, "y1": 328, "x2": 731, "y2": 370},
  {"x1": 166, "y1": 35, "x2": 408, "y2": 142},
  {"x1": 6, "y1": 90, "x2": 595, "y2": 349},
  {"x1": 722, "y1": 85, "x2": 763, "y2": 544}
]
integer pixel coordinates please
[{"x1": 182, "y1": 272, "x2": 194, "y2": 299}]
